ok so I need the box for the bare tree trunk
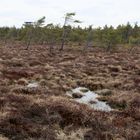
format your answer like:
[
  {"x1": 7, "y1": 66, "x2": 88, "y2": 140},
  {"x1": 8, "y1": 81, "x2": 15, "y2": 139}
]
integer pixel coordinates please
[
  {"x1": 26, "y1": 38, "x2": 31, "y2": 50},
  {"x1": 60, "y1": 28, "x2": 67, "y2": 51},
  {"x1": 60, "y1": 39, "x2": 65, "y2": 51},
  {"x1": 60, "y1": 17, "x2": 67, "y2": 51}
]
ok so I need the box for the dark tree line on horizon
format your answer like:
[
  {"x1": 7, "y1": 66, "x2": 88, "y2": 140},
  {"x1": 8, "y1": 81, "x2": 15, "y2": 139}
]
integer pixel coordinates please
[{"x1": 0, "y1": 14, "x2": 140, "y2": 52}]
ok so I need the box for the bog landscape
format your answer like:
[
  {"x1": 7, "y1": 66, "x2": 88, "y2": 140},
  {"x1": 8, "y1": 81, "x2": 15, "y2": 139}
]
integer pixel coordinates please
[{"x1": 0, "y1": 13, "x2": 140, "y2": 140}]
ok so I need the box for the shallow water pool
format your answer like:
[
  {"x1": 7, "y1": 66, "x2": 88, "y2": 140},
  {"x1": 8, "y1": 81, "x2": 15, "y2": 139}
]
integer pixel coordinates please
[{"x1": 67, "y1": 87, "x2": 112, "y2": 112}]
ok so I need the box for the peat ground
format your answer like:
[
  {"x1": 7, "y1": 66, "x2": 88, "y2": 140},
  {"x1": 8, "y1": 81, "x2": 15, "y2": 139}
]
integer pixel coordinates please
[{"x1": 0, "y1": 45, "x2": 140, "y2": 140}]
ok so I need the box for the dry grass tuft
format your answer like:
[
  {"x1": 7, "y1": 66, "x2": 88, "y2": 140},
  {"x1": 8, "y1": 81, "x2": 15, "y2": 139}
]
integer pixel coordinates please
[
  {"x1": 45, "y1": 96, "x2": 95, "y2": 127},
  {"x1": 2, "y1": 68, "x2": 35, "y2": 79},
  {"x1": 0, "y1": 135, "x2": 9, "y2": 140},
  {"x1": 17, "y1": 78, "x2": 28, "y2": 85},
  {"x1": 57, "y1": 128, "x2": 88, "y2": 140}
]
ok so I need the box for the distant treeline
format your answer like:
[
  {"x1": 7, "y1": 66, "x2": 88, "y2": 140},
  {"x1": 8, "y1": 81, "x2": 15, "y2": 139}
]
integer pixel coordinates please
[{"x1": 0, "y1": 19, "x2": 140, "y2": 49}]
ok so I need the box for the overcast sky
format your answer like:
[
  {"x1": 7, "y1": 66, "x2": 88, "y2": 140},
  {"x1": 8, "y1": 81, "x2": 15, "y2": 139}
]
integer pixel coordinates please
[{"x1": 0, "y1": 0, "x2": 140, "y2": 27}]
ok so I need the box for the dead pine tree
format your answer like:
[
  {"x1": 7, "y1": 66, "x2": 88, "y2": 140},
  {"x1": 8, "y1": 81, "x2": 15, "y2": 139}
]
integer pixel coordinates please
[
  {"x1": 23, "y1": 17, "x2": 46, "y2": 50},
  {"x1": 60, "y1": 12, "x2": 81, "y2": 51}
]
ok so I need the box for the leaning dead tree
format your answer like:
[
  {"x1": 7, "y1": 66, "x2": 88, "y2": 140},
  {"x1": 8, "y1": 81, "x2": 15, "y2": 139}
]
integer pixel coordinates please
[
  {"x1": 60, "y1": 12, "x2": 81, "y2": 51},
  {"x1": 23, "y1": 16, "x2": 45, "y2": 50}
]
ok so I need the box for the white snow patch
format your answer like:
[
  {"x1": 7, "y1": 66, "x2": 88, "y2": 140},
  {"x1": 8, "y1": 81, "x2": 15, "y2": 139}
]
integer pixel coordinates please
[
  {"x1": 67, "y1": 87, "x2": 112, "y2": 112},
  {"x1": 27, "y1": 82, "x2": 39, "y2": 88}
]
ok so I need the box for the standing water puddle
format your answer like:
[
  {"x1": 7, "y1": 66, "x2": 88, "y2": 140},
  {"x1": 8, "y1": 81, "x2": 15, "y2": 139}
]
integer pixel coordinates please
[{"x1": 67, "y1": 87, "x2": 112, "y2": 112}]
